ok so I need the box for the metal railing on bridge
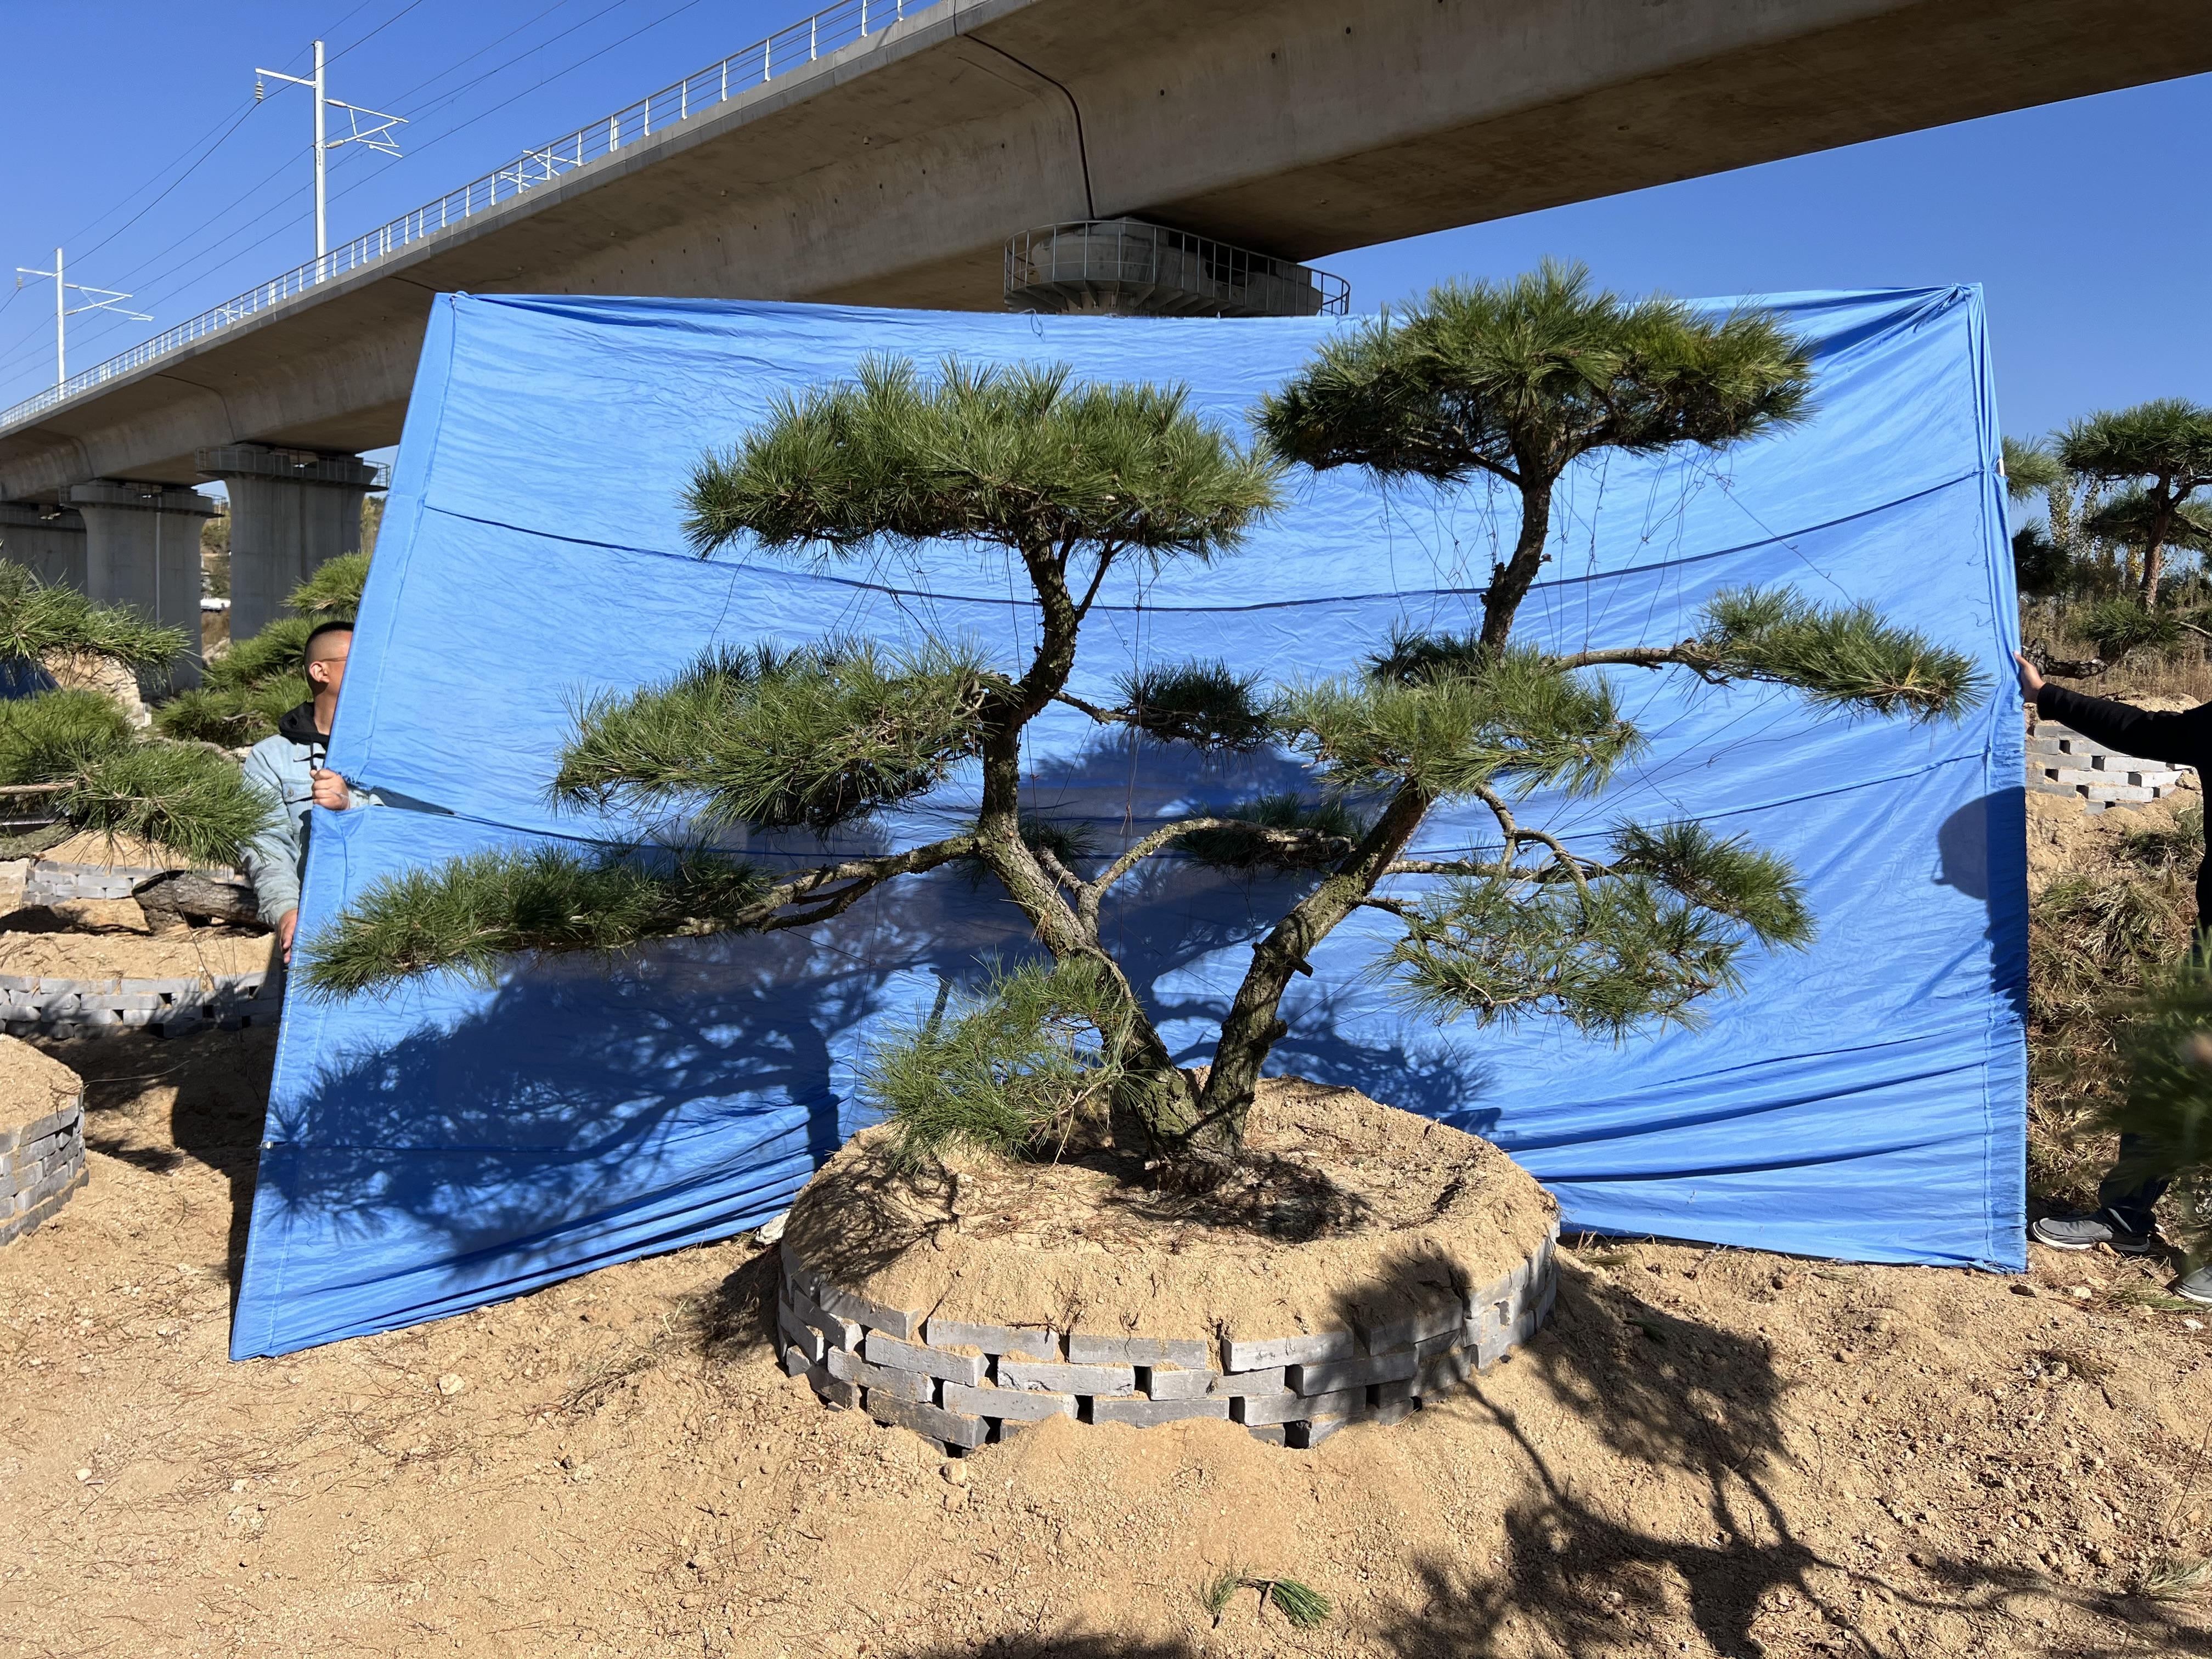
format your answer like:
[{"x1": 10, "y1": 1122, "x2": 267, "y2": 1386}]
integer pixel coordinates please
[{"x1": 0, "y1": 0, "x2": 920, "y2": 436}]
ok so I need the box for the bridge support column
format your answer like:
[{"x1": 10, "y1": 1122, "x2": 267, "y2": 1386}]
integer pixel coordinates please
[
  {"x1": 0, "y1": 503, "x2": 88, "y2": 589},
  {"x1": 67, "y1": 481, "x2": 221, "y2": 689},
  {"x1": 195, "y1": 445, "x2": 378, "y2": 645}
]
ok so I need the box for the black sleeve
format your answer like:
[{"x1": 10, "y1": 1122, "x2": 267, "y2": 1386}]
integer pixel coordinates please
[{"x1": 2036, "y1": 683, "x2": 2212, "y2": 770}]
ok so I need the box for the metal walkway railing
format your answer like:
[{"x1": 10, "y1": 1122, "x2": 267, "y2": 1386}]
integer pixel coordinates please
[{"x1": 0, "y1": 0, "x2": 922, "y2": 436}]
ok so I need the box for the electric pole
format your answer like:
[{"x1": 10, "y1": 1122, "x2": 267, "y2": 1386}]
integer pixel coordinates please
[
  {"x1": 14, "y1": 249, "x2": 151, "y2": 388},
  {"x1": 255, "y1": 40, "x2": 406, "y2": 274}
]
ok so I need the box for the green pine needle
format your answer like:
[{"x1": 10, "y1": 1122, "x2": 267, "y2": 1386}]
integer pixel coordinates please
[
  {"x1": 1282, "y1": 646, "x2": 1640, "y2": 799},
  {"x1": 1113, "y1": 659, "x2": 1273, "y2": 752},
  {"x1": 1385, "y1": 874, "x2": 1771, "y2": 1037},
  {"x1": 1688, "y1": 587, "x2": 1985, "y2": 723},
  {"x1": 1199, "y1": 1567, "x2": 1242, "y2": 1622},
  {"x1": 2068, "y1": 595, "x2": 2185, "y2": 664},
  {"x1": 554, "y1": 639, "x2": 992, "y2": 834},
  {"x1": 60, "y1": 742, "x2": 273, "y2": 865},
  {"x1": 0, "y1": 688, "x2": 134, "y2": 785},
  {"x1": 204, "y1": 617, "x2": 314, "y2": 693},
  {"x1": 289, "y1": 551, "x2": 368, "y2": 618},
  {"x1": 1257, "y1": 261, "x2": 1814, "y2": 486},
  {"x1": 298, "y1": 845, "x2": 770, "y2": 997},
  {"x1": 683, "y1": 356, "x2": 1282, "y2": 562},
  {"x1": 0, "y1": 564, "x2": 186, "y2": 669},
  {"x1": 864, "y1": 958, "x2": 1130, "y2": 1169},
  {"x1": 1257, "y1": 1576, "x2": 1331, "y2": 1629},
  {"x1": 1607, "y1": 819, "x2": 1813, "y2": 949},
  {"x1": 154, "y1": 675, "x2": 311, "y2": 747}
]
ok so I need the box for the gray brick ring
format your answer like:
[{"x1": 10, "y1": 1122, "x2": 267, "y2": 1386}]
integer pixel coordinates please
[{"x1": 778, "y1": 1224, "x2": 1559, "y2": 1452}]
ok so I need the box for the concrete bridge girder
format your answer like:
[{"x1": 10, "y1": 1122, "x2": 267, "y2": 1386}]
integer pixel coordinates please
[{"x1": 0, "y1": 0, "x2": 2204, "y2": 509}]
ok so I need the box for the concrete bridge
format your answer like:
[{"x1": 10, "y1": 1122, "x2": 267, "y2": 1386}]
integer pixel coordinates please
[{"x1": 3, "y1": 0, "x2": 2205, "y2": 670}]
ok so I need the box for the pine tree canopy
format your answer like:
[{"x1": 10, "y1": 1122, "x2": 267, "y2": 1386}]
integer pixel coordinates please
[
  {"x1": 682, "y1": 357, "x2": 1282, "y2": 561},
  {"x1": 1254, "y1": 261, "x2": 1814, "y2": 488},
  {"x1": 2057, "y1": 399, "x2": 2212, "y2": 489},
  {"x1": 0, "y1": 565, "x2": 186, "y2": 669}
]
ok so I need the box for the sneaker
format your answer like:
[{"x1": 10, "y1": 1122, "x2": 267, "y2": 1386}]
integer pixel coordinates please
[
  {"x1": 2030, "y1": 1211, "x2": 2159, "y2": 1254},
  {"x1": 2174, "y1": 1264, "x2": 2212, "y2": 1306}
]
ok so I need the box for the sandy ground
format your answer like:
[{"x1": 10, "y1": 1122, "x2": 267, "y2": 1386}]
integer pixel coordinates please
[{"x1": 1, "y1": 1026, "x2": 2208, "y2": 1659}]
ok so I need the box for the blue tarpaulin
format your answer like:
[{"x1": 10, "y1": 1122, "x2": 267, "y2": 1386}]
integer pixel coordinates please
[{"x1": 232, "y1": 287, "x2": 2027, "y2": 1360}]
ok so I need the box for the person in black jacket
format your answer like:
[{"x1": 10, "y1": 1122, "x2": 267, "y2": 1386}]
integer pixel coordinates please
[{"x1": 2017, "y1": 651, "x2": 2211, "y2": 1304}]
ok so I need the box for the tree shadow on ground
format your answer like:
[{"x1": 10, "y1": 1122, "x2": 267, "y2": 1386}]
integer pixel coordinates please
[
  {"x1": 61, "y1": 1024, "x2": 278, "y2": 1304},
  {"x1": 1366, "y1": 1262, "x2": 2212, "y2": 1658},
  {"x1": 884, "y1": 1257, "x2": 2211, "y2": 1659}
]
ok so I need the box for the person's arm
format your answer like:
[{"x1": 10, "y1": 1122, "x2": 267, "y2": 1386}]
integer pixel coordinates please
[
  {"x1": 2035, "y1": 682, "x2": 2212, "y2": 769},
  {"x1": 236, "y1": 749, "x2": 303, "y2": 930}
]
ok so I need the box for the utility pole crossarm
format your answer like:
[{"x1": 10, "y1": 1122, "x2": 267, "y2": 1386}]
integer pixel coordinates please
[
  {"x1": 255, "y1": 40, "x2": 402, "y2": 267},
  {"x1": 14, "y1": 249, "x2": 149, "y2": 387}
]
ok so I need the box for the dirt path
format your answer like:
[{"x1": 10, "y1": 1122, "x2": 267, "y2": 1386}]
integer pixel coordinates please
[{"x1": 1, "y1": 1026, "x2": 2208, "y2": 1658}]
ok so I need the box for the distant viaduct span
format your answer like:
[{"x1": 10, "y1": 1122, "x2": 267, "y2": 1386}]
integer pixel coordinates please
[{"x1": 2, "y1": 0, "x2": 2205, "y2": 666}]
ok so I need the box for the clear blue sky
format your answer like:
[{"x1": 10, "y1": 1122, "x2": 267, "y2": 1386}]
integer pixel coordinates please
[{"x1": 1, "y1": 0, "x2": 2205, "y2": 445}]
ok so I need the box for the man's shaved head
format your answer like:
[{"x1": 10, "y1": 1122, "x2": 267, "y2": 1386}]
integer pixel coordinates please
[{"x1": 304, "y1": 621, "x2": 353, "y2": 665}]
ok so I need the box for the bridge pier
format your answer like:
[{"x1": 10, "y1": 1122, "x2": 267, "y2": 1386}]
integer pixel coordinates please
[
  {"x1": 66, "y1": 482, "x2": 221, "y2": 689},
  {"x1": 0, "y1": 503, "x2": 88, "y2": 589},
  {"x1": 195, "y1": 446, "x2": 377, "y2": 645}
]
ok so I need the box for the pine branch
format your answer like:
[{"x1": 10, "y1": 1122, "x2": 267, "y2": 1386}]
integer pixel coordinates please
[
  {"x1": 0, "y1": 565, "x2": 186, "y2": 670},
  {"x1": 1553, "y1": 586, "x2": 1985, "y2": 723},
  {"x1": 300, "y1": 835, "x2": 978, "y2": 996},
  {"x1": 1282, "y1": 647, "x2": 1640, "y2": 800}
]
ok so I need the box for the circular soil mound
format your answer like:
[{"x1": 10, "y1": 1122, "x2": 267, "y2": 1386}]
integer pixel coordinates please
[{"x1": 780, "y1": 1077, "x2": 1558, "y2": 1451}]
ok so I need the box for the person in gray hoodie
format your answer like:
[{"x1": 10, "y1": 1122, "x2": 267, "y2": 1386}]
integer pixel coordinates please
[{"x1": 239, "y1": 620, "x2": 374, "y2": 962}]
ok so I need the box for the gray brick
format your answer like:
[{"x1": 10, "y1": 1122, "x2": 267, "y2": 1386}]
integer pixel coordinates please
[
  {"x1": 1235, "y1": 1386, "x2": 1367, "y2": 1427},
  {"x1": 1353, "y1": 1297, "x2": 1467, "y2": 1356},
  {"x1": 1291, "y1": 1415, "x2": 1355, "y2": 1448},
  {"x1": 12, "y1": 1102, "x2": 79, "y2": 1147},
  {"x1": 1066, "y1": 1333, "x2": 1212, "y2": 1369},
  {"x1": 1373, "y1": 1396, "x2": 1421, "y2": 1426},
  {"x1": 777, "y1": 1304, "x2": 827, "y2": 1364},
  {"x1": 995, "y1": 1359, "x2": 1135, "y2": 1395},
  {"x1": 865, "y1": 1391, "x2": 985, "y2": 1450},
  {"x1": 1245, "y1": 1424, "x2": 1288, "y2": 1446},
  {"x1": 779, "y1": 1343, "x2": 813, "y2": 1379},
  {"x1": 1220, "y1": 1330, "x2": 1356, "y2": 1371},
  {"x1": 1089, "y1": 1396, "x2": 1231, "y2": 1428},
  {"x1": 924, "y1": 1317, "x2": 1058, "y2": 1359},
  {"x1": 785, "y1": 1278, "x2": 863, "y2": 1350},
  {"x1": 1139, "y1": 1365, "x2": 1216, "y2": 1400},
  {"x1": 810, "y1": 1370, "x2": 860, "y2": 1411},
  {"x1": 864, "y1": 1330, "x2": 986, "y2": 1386},
  {"x1": 1206, "y1": 1366, "x2": 1290, "y2": 1397},
  {"x1": 783, "y1": 1252, "x2": 921, "y2": 1340},
  {"x1": 1288, "y1": 1348, "x2": 1418, "y2": 1395},
  {"x1": 943, "y1": 1381, "x2": 1075, "y2": 1423},
  {"x1": 19, "y1": 1160, "x2": 83, "y2": 1208},
  {"x1": 825, "y1": 1346, "x2": 935, "y2": 1402}
]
